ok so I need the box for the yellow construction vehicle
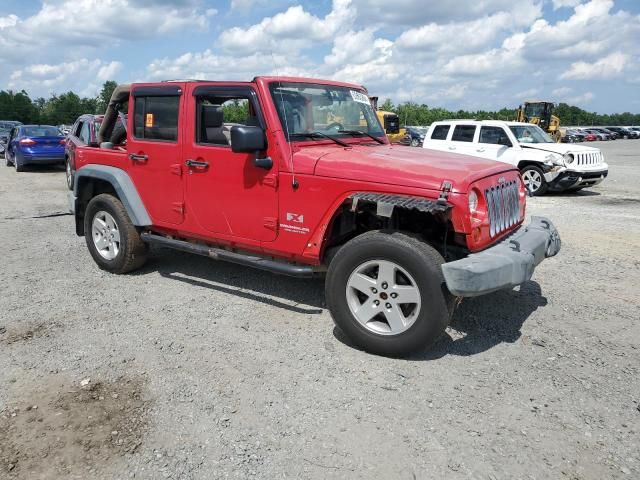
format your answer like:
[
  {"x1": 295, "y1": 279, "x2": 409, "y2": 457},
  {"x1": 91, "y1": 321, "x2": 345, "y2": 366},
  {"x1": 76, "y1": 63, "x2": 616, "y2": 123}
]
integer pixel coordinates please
[
  {"x1": 516, "y1": 101, "x2": 561, "y2": 142},
  {"x1": 369, "y1": 96, "x2": 406, "y2": 143}
]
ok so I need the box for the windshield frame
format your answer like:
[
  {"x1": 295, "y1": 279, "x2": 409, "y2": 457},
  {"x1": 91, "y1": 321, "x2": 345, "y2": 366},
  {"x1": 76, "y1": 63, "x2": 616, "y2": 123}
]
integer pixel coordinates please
[
  {"x1": 509, "y1": 124, "x2": 554, "y2": 144},
  {"x1": 268, "y1": 81, "x2": 385, "y2": 143}
]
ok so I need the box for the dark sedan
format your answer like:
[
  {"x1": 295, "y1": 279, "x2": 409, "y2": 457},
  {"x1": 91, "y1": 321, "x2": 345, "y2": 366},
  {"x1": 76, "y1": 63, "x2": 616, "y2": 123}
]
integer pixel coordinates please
[
  {"x1": 400, "y1": 126, "x2": 427, "y2": 147},
  {"x1": 606, "y1": 126, "x2": 639, "y2": 139},
  {"x1": 4, "y1": 125, "x2": 65, "y2": 171}
]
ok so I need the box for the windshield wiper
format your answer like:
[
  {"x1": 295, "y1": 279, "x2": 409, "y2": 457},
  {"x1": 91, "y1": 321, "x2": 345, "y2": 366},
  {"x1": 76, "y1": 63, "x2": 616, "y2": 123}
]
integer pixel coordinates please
[
  {"x1": 290, "y1": 131, "x2": 349, "y2": 147},
  {"x1": 337, "y1": 129, "x2": 385, "y2": 144}
]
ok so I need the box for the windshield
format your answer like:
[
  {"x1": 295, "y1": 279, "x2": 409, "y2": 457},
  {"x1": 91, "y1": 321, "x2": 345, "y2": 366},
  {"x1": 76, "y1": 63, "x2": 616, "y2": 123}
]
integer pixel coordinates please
[
  {"x1": 509, "y1": 125, "x2": 553, "y2": 144},
  {"x1": 269, "y1": 82, "x2": 384, "y2": 141},
  {"x1": 22, "y1": 126, "x2": 63, "y2": 137}
]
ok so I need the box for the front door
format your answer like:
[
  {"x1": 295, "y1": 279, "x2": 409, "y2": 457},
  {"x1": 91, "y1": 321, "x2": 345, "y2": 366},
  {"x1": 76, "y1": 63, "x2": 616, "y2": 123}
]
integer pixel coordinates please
[
  {"x1": 473, "y1": 126, "x2": 519, "y2": 166},
  {"x1": 182, "y1": 85, "x2": 278, "y2": 242},
  {"x1": 126, "y1": 84, "x2": 185, "y2": 225}
]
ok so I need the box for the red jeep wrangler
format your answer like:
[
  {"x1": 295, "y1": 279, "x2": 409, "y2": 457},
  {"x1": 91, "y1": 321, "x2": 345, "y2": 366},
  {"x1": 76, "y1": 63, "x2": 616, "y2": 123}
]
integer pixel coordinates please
[{"x1": 69, "y1": 77, "x2": 561, "y2": 356}]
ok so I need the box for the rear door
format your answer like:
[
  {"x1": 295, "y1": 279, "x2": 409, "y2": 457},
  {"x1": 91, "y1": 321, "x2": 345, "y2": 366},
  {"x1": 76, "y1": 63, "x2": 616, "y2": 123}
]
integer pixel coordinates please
[
  {"x1": 448, "y1": 124, "x2": 477, "y2": 156},
  {"x1": 423, "y1": 123, "x2": 451, "y2": 152},
  {"x1": 126, "y1": 84, "x2": 185, "y2": 225}
]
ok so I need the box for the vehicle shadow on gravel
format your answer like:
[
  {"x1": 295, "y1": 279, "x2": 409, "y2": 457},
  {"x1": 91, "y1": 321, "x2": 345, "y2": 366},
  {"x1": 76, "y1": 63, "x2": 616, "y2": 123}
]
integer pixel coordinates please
[
  {"x1": 334, "y1": 281, "x2": 548, "y2": 360},
  {"x1": 420, "y1": 281, "x2": 548, "y2": 359},
  {"x1": 139, "y1": 248, "x2": 325, "y2": 315}
]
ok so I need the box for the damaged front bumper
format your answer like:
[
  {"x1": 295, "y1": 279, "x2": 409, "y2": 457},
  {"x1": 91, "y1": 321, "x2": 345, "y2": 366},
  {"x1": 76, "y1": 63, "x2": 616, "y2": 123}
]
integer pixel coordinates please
[
  {"x1": 546, "y1": 168, "x2": 608, "y2": 191},
  {"x1": 441, "y1": 216, "x2": 561, "y2": 297}
]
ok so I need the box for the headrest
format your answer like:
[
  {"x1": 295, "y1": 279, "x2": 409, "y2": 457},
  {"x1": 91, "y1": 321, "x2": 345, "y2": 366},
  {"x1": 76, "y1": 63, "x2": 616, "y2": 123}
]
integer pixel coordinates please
[{"x1": 202, "y1": 105, "x2": 224, "y2": 128}]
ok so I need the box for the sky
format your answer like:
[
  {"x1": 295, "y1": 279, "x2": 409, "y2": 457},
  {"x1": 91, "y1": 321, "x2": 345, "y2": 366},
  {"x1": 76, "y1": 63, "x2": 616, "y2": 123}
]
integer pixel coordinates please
[{"x1": 0, "y1": 0, "x2": 639, "y2": 113}]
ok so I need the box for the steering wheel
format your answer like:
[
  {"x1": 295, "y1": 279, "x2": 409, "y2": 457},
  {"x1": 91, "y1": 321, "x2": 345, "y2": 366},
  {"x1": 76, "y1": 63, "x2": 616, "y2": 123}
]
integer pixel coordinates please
[{"x1": 326, "y1": 122, "x2": 343, "y2": 132}]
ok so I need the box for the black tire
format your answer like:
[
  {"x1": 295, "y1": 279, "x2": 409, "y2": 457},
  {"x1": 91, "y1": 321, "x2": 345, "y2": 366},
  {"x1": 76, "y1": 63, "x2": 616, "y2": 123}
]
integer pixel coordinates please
[
  {"x1": 84, "y1": 193, "x2": 147, "y2": 274},
  {"x1": 325, "y1": 231, "x2": 453, "y2": 357},
  {"x1": 110, "y1": 123, "x2": 127, "y2": 145},
  {"x1": 14, "y1": 155, "x2": 25, "y2": 172},
  {"x1": 65, "y1": 157, "x2": 74, "y2": 190},
  {"x1": 410, "y1": 138, "x2": 420, "y2": 147},
  {"x1": 520, "y1": 165, "x2": 548, "y2": 196}
]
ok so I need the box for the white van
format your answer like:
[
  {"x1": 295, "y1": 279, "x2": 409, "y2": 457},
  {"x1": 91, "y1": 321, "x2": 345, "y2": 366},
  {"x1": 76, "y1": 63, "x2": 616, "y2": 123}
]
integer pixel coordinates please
[{"x1": 423, "y1": 120, "x2": 608, "y2": 195}]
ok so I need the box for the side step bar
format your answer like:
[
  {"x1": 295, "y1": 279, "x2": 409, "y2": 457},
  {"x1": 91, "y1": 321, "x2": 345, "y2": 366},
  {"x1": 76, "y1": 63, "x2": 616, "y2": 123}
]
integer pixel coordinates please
[{"x1": 140, "y1": 233, "x2": 318, "y2": 278}]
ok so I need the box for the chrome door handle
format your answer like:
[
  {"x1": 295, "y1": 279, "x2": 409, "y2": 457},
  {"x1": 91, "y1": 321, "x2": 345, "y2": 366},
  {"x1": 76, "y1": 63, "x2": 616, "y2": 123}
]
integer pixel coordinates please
[
  {"x1": 185, "y1": 159, "x2": 209, "y2": 168},
  {"x1": 129, "y1": 153, "x2": 148, "y2": 162}
]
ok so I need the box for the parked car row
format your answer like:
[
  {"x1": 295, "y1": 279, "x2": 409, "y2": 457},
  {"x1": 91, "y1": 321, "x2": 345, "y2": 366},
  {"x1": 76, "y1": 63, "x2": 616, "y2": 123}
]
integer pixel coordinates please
[{"x1": 561, "y1": 126, "x2": 640, "y2": 142}]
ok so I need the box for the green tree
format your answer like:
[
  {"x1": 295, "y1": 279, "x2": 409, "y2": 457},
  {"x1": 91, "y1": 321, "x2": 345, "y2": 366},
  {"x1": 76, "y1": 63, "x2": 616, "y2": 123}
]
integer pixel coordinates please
[{"x1": 97, "y1": 80, "x2": 118, "y2": 114}]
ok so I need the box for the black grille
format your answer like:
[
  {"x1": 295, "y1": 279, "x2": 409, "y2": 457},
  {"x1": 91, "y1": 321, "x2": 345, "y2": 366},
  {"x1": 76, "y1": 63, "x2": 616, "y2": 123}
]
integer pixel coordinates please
[{"x1": 485, "y1": 181, "x2": 520, "y2": 238}]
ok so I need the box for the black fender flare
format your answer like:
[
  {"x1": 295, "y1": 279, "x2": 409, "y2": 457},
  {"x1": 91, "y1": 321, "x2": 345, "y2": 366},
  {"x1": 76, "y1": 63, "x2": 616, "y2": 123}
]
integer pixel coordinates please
[{"x1": 72, "y1": 164, "x2": 151, "y2": 232}]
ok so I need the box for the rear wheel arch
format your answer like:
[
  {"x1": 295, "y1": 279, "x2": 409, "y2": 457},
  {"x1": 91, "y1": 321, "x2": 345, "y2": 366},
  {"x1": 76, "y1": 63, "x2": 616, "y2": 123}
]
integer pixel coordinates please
[{"x1": 73, "y1": 165, "x2": 151, "y2": 236}]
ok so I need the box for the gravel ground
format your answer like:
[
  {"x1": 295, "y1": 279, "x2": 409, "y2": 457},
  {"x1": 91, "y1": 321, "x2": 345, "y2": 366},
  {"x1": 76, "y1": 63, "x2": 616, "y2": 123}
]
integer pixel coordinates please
[{"x1": 1, "y1": 141, "x2": 639, "y2": 479}]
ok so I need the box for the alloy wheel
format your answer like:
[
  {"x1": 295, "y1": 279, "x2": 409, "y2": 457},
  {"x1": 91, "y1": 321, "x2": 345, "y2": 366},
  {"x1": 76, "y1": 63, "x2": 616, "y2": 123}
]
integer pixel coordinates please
[
  {"x1": 91, "y1": 210, "x2": 121, "y2": 260},
  {"x1": 345, "y1": 259, "x2": 421, "y2": 335},
  {"x1": 522, "y1": 169, "x2": 542, "y2": 193}
]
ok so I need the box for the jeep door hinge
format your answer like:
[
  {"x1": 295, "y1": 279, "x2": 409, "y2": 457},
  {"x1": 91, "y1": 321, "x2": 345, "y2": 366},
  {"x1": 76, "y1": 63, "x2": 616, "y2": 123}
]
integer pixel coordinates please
[
  {"x1": 262, "y1": 174, "x2": 278, "y2": 189},
  {"x1": 170, "y1": 164, "x2": 182, "y2": 177},
  {"x1": 172, "y1": 202, "x2": 185, "y2": 215},
  {"x1": 263, "y1": 217, "x2": 278, "y2": 231}
]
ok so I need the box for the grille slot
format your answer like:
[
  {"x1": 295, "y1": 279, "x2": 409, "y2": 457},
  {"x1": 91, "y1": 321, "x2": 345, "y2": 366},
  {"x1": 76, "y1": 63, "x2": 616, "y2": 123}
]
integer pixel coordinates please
[{"x1": 485, "y1": 180, "x2": 520, "y2": 238}]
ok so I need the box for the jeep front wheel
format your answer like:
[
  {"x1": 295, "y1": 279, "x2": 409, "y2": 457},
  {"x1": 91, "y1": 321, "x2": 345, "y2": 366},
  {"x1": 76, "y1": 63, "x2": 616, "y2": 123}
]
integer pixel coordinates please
[
  {"x1": 84, "y1": 194, "x2": 147, "y2": 273},
  {"x1": 326, "y1": 231, "x2": 453, "y2": 356}
]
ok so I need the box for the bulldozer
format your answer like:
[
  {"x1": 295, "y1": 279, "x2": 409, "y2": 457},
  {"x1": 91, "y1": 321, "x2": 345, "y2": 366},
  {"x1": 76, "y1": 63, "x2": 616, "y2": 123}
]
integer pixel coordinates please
[
  {"x1": 369, "y1": 96, "x2": 406, "y2": 143},
  {"x1": 516, "y1": 101, "x2": 561, "y2": 142}
]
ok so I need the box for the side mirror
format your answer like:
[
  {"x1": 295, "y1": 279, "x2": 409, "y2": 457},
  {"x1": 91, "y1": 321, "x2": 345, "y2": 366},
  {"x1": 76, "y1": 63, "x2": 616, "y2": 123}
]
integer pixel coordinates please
[
  {"x1": 230, "y1": 125, "x2": 272, "y2": 169},
  {"x1": 230, "y1": 125, "x2": 265, "y2": 153}
]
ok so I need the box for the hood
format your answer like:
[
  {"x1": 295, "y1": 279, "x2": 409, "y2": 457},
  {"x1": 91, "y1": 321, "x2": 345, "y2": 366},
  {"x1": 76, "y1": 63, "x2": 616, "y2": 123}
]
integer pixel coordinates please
[
  {"x1": 310, "y1": 144, "x2": 516, "y2": 193},
  {"x1": 521, "y1": 143, "x2": 600, "y2": 155}
]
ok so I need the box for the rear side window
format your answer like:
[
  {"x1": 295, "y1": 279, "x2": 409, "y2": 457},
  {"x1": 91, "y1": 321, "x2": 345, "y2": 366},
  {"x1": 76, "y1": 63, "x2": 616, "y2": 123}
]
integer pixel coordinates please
[
  {"x1": 431, "y1": 125, "x2": 450, "y2": 140},
  {"x1": 451, "y1": 125, "x2": 476, "y2": 142},
  {"x1": 134, "y1": 96, "x2": 179, "y2": 142},
  {"x1": 479, "y1": 126, "x2": 512, "y2": 146}
]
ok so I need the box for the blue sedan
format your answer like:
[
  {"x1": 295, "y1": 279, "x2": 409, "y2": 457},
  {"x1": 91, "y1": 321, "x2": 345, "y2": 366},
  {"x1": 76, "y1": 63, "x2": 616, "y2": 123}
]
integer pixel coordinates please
[{"x1": 5, "y1": 125, "x2": 66, "y2": 172}]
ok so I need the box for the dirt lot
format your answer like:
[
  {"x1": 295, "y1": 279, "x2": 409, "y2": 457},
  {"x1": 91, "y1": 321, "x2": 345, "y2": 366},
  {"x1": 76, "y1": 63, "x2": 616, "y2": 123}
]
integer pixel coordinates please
[{"x1": 1, "y1": 141, "x2": 639, "y2": 479}]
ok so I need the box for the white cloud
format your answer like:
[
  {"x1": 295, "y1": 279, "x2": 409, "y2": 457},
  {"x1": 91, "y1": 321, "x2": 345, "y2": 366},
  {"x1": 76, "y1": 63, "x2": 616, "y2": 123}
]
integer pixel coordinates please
[
  {"x1": 552, "y1": 0, "x2": 583, "y2": 9},
  {"x1": 552, "y1": 86, "x2": 573, "y2": 97},
  {"x1": 218, "y1": 0, "x2": 356, "y2": 54},
  {"x1": 353, "y1": 0, "x2": 539, "y2": 26},
  {"x1": 8, "y1": 59, "x2": 124, "y2": 98},
  {"x1": 395, "y1": 4, "x2": 542, "y2": 55},
  {"x1": 0, "y1": 14, "x2": 18, "y2": 29},
  {"x1": 567, "y1": 92, "x2": 595, "y2": 104},
  {"x1": 0, "y1": 0, "x2": 213, "y2": 66},
  {"x1": 560, "y1": 52, "x2": 630, "y2": 80}
]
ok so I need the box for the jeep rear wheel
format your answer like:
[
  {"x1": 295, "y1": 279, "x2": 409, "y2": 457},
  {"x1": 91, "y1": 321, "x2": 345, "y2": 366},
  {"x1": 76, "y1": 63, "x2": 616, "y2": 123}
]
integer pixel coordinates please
[
  {"x1": 84, "y1": 194, "x2": 147, "y2": 273},
  {"x1": 521, "y1": 165, "x2": 548, "y2": 196},
  {"x1": 65, "y1": 157, "x2": 74, "y2": 190},
  {"x1": 326, "y1": 231, "x2": 453, "y2": 356}
]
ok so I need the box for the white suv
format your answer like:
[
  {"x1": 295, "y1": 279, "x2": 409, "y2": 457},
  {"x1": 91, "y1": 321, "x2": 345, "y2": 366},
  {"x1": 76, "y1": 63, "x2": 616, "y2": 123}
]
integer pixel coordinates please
[{"x1": 423, "y1": 120, "x2": 608, "y2": 195}]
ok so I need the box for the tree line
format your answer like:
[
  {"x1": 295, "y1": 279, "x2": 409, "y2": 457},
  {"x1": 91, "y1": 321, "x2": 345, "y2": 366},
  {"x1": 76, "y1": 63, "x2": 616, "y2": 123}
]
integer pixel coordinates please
[
  {"x1": 1, "y1": 81, "x2": 638, "y2": 127},
  {"x1": 0, "y1": 81, "x2": 118, "y2": 126},
  {"x1": 378, "y1": 99, "x2": 640, "y2": 127}
]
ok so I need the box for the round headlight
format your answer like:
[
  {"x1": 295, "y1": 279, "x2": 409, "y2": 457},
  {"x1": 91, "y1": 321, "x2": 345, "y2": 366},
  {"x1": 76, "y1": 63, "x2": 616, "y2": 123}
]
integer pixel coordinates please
[
  {"x1": 563, "y1": 153, "x2": 574, "y2": 165},
  {"x1": 469, "y1": 190, "x2": 478, "y2": 214}
]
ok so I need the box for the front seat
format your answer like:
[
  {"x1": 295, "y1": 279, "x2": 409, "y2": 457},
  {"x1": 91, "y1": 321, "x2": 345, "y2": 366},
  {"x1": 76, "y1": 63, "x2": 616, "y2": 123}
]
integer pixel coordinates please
[{"x1": 201, "y1": 105, "x2": 228, "y2": 145}]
